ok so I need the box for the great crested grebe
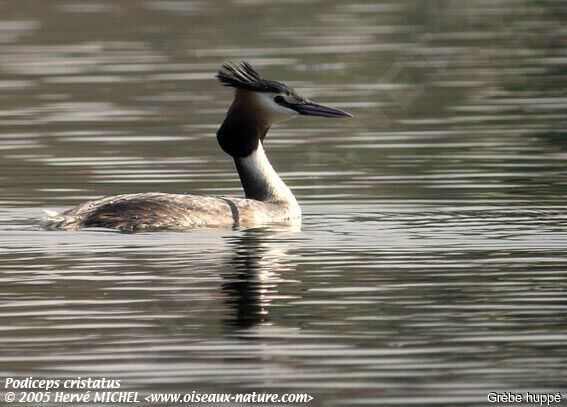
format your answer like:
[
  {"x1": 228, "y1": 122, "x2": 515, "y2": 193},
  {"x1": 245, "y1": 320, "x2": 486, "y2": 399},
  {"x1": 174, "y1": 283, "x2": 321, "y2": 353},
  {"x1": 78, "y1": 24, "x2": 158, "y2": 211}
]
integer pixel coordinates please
[{"x1": 43, "y1": 62, "x2": 351, "y2": 232}]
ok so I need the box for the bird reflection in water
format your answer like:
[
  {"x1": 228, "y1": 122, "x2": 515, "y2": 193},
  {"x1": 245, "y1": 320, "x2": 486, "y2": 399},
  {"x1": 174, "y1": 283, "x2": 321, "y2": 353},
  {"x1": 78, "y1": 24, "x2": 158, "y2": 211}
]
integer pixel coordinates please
[{"x1": 220, "y1": 226, "x2": 299, "y2": 331}]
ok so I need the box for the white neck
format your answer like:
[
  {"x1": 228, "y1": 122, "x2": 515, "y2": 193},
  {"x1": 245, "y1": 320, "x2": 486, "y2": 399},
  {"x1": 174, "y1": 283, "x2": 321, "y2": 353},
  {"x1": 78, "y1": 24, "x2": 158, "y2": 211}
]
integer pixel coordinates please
[{"x1": 234, "y1": 143, "x2": 298, "y2": 206}]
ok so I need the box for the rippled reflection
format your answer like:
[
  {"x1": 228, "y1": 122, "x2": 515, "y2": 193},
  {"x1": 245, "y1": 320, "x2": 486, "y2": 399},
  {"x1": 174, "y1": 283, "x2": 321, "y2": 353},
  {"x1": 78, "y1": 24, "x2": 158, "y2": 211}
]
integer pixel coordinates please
[{"x1": 221, "y1": 227, "x2": 298, "y2": 330}]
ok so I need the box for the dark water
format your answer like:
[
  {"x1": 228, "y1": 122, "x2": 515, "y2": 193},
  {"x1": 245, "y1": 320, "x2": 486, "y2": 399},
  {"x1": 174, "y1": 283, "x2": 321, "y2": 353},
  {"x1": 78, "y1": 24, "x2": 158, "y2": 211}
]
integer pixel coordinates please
[{"x1": 1, "y1": 1, "x2": 566, "y2": 406}]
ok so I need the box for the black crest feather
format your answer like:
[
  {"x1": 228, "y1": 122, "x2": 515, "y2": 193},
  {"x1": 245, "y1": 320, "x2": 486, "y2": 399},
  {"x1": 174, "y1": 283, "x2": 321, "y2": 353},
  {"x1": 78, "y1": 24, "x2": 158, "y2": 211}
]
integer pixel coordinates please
[{"x1": 216, "y1": 61, "x2": 288, "y2": 94}]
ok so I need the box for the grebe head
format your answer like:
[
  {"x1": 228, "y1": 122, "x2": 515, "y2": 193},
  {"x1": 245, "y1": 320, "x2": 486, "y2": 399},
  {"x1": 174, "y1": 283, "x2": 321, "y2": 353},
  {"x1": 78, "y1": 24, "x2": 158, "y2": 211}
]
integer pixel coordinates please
[
  {"x1": 216, "y1": 61, "x2": 352, "y2": 157},
  {"x1": 216, "y1": 61, "x2": 351, "y2": 158},
  {"x1": 217, "y1": 61, "x2": 351, "y2": 122}
]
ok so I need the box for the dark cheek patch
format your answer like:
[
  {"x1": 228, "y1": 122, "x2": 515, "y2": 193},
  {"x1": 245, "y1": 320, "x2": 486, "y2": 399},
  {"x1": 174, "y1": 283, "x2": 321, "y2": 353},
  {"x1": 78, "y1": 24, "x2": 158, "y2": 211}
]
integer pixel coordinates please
[
  {"x1": 217, "y1": 110, "x2": 270, "y2": 158},
  {"x1": 217, "y1": 127, "x2": 260, "y2": 158}
]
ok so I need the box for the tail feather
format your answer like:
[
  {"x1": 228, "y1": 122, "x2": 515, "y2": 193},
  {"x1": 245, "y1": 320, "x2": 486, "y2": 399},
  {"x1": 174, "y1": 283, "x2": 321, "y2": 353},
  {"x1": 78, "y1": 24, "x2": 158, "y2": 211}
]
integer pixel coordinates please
[
  {"x1": 42, "y1": 209, "x2": 59, "y2": 217},
  {"x1": 40, "y1": 209, "x2": 77, "y2": 230}
]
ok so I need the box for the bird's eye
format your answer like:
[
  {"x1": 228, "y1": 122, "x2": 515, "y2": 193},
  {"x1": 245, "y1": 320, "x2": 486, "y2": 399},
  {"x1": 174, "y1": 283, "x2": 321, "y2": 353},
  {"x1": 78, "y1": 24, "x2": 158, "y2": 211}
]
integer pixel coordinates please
[{"x1": 274, "y1": 96, "x2": 285, "y2": 104}]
